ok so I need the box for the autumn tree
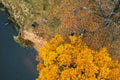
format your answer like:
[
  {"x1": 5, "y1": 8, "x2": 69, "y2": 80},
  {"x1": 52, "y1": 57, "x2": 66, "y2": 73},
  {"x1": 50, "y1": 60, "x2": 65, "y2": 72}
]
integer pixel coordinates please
[{"x1": 36, "y1": 35, "x2": 120, "y2": 80}]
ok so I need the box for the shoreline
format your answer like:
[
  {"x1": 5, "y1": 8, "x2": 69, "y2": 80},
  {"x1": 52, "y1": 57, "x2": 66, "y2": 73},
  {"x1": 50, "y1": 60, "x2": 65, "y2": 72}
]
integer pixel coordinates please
[
  {"x1": 0, "y1": 2, "x2": 20, "y2": 31},
  {"x1": 0, "y1": 1, "x2": 47, "y2": 50}
]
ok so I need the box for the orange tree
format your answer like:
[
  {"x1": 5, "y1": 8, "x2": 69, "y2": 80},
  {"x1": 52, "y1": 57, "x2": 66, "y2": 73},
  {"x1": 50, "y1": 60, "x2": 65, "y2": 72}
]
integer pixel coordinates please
[{"x1": 36, "y1": 35, "x2": 120, "y2": 80}]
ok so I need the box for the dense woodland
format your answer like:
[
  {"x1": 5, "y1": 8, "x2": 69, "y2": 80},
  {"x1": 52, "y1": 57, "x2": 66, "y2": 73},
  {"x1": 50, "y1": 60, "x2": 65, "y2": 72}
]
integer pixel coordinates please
[{"x1": 36, "y1": 35, "x2": 120, "y2": 80}]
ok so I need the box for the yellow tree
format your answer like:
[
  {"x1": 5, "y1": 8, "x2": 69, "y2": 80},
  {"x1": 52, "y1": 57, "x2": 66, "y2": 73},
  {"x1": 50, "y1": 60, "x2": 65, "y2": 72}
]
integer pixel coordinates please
[{"x1": 36, "y1": 35, "x2": 120, "y2": 80}]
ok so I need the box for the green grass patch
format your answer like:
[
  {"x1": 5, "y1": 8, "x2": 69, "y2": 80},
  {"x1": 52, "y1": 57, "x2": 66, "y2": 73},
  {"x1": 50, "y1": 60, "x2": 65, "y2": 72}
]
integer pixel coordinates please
[
  {"x1": 43, "y1": 0, "x2": 49, "y2": 10},
  {"x1": 13, "y1": 36, "x2": 34, "y2": 47},
  {"x1": 0, "y1": 3, "x2": 5, "y2": 11},
  {"x1": 24, "y1": 0, "x2": 32, "y2": 3},
  {"x1": 49, "y1": 17, "x2": 61, "y2": 32}
]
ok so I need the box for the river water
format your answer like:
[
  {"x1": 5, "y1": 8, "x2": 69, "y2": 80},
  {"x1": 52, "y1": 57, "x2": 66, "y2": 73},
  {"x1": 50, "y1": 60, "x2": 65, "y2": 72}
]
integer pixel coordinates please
[{"x1": 0, "y1": 11, "x2": 38, "y2": 80}]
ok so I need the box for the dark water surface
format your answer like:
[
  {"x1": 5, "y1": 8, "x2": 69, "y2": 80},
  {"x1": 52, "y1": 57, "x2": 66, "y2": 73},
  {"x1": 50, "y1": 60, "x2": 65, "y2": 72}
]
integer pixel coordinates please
[{"x1": 0, "y1": 11, "x2": 38, "y2": 80}]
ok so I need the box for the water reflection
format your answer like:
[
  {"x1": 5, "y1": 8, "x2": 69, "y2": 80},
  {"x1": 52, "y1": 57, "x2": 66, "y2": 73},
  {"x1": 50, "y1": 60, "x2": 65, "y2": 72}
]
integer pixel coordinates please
[{"x1": 0, "y1": 11, "x2": 38, "y2": 80}]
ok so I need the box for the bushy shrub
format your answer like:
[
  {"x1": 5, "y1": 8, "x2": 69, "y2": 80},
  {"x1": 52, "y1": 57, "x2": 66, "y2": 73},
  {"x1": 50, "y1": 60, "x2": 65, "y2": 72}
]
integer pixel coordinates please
[{"x1": 36, "y1": 35, "x2": 120, "y2": 80}]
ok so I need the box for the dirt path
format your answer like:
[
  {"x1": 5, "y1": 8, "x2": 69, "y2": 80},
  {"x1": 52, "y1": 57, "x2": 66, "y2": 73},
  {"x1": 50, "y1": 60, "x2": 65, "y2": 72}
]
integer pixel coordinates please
[{"x1": 23, "y1": 30, "x2": 47, "y2": 50}]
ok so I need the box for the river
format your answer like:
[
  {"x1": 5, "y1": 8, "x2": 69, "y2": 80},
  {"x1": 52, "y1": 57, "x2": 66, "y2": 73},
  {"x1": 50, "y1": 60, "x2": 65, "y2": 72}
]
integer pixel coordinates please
[{"x1": 0, "y1": 11, "x2": 38, "y2": 80}]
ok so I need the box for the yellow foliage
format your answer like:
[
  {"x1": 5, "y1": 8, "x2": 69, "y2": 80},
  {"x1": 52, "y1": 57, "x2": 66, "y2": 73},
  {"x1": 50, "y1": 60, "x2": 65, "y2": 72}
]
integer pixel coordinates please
[{"x1": 36, "y1": 35, "x2": 120, "y2": 80}]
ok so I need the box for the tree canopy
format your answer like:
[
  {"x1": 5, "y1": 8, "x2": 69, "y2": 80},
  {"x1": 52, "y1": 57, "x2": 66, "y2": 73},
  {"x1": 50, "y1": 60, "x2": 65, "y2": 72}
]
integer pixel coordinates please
[{"x1": 36, "y1": 35, "x2": 120, "y2": 80}]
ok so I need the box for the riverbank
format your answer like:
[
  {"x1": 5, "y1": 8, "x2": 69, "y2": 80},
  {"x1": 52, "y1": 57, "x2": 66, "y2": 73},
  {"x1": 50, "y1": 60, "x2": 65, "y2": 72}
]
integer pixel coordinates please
[
  {"x1": 0, "y1": 0, "x2": 120, "y2": 62},
  {"x1": 0, "y1": 10, "x2": 37, "y2": 80},
  {"x1": 0, "y1": 0, "x2": 49, "y2": 50}
]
